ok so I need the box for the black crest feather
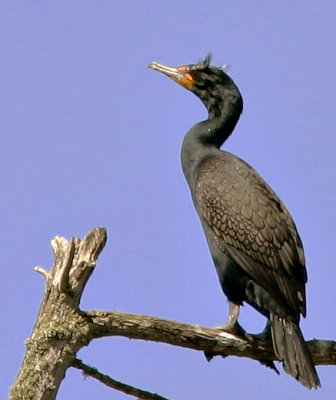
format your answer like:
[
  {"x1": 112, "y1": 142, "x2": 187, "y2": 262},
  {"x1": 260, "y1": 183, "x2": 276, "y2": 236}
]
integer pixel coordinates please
[{"x1": 195, "y1": 53, "x2": 212, "y2": 70}]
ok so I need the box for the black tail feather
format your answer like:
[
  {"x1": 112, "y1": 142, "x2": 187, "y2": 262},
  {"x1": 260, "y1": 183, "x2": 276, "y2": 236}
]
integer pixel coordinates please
[{"x1": 270, "y1": 313, "x2": 320, "y2": 389}]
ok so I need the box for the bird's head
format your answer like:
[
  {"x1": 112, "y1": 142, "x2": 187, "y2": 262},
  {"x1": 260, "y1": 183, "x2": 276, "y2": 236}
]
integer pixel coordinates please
[{"x1": 148, "y1": 54, "x2": 242, "y2": 117}]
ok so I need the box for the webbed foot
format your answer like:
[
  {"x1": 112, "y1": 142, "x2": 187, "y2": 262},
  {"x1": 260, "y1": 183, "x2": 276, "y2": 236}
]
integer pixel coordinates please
[
  {"x1": 205, "y1": 302, "x2": 247, "y2": 361},
  {"x1": 212, "y1": 321, "x2": 246, "y2": 337},
  {"x1": 247, "y1": 320, "x2": 272, "y2": 343}
]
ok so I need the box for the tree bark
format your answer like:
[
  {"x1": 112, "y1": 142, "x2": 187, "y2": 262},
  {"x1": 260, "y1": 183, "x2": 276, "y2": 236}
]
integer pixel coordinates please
[
  {"x1": 10, "y1": 227, "x2": 336, "y2": 400},
  {"x1": 10, "y1": 228, "x2": 107, "y2": 400}
]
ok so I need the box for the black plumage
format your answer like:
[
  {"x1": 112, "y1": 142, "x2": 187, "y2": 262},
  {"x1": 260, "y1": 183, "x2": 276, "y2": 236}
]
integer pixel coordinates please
[{"x1": 148, "y1": 55, "x2": 320, "y2": 389}]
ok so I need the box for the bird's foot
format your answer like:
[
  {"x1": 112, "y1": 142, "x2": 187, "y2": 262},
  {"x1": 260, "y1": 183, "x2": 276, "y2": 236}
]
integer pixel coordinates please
[
  {"x1": 246, "y1": 322, "x2": 272, "y2": 343},
  {"x1": 212, "y1": 321, "x2": 246, "y2": 338},
  {"x1": 205, "y1": 321, "x2": 247, "y2": 362}
]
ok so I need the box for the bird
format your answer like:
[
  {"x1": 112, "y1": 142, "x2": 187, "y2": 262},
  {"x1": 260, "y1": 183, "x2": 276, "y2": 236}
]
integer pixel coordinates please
[{"x1": 148, "y1": 54, "x2": 320, "y2": 389}]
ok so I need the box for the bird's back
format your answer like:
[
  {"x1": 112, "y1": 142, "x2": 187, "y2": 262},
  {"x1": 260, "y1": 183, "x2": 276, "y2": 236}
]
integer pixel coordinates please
[{"x1": 194, "y1": 151, "x2": 307, "y2": 319}]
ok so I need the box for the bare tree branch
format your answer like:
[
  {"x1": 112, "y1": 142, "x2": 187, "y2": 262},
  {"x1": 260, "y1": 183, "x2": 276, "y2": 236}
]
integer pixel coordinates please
[
  {"x1": 34, "y1": 266, "x2": 49, "y2": 278},
  {"x1": 10, "y1": 227, "x2": 336, "y2": 400},
  {"x1": 85, "y1": 310, "x2": 336, "y2": 366},
  {"x1": 72, "y1": 358, "x2": 174, "y2": 400}
]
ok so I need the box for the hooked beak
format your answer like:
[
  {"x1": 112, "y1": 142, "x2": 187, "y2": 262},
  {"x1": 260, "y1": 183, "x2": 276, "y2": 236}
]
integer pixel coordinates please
[{"x1": 148, "y1": 61, "x2": 195, "y2": 90}]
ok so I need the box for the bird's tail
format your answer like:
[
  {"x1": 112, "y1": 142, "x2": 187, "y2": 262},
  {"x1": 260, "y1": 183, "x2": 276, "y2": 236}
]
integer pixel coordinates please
[{"x1": 270, "y1": 313, "x2": 320, "y2": 389}]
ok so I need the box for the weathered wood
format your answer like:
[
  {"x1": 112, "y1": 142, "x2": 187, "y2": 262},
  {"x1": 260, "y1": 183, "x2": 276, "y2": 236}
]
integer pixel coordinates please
[
  {"x1": 86, "y1": 310, "x2": 336, "y2": 366},
  {"x1": 10, "y1": 228, "x2": 107, "y2": 400},
  {"x1": 72, "y1": 359, "x2": 173, "y2": 400},
  {"x1": 9, "y1": 227, "x2": 336, "y2": 400}
]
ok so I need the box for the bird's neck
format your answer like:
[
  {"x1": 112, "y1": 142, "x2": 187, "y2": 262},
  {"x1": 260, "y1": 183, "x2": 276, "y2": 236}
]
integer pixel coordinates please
[
  {"x1": 181, "y1": 95, "x2": 242, "y2": 188},
  {"x1": 205, "y1": 96, "x2": 242, "y2": 147}
]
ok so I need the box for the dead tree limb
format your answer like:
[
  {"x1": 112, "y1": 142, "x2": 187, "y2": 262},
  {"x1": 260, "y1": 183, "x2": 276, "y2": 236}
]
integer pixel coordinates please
[
  {"x1": 10, "y1": 227, "x2": 107, "y2": 400},
  {"x1": 10, "y1": 227, "x2": 336, "y2": 400},
  {"x1": 72, "y1": 358, "x2": 172, "y2": 400}
]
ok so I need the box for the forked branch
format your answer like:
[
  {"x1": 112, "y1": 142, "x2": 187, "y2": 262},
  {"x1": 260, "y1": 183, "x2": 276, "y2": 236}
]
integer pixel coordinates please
[{"x1": 10, "y1": 228, "x2": 336, "y2": 400}]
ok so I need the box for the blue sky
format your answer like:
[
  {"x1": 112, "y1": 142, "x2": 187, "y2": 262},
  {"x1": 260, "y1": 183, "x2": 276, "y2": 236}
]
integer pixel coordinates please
[{"x1": 2, "y1": 1, "x2": 335, "y2": 399}]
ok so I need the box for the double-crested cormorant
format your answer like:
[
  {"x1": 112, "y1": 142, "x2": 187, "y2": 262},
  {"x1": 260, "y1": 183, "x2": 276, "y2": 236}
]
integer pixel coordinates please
[{"x1": 149, "y1": 55, "x2": 320, "y2": 389}]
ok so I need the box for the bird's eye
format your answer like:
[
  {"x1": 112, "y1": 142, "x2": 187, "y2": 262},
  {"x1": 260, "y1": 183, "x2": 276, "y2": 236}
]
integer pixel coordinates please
[{"x1": 185, "y1": 67, "x2": 190, "y2": 72}]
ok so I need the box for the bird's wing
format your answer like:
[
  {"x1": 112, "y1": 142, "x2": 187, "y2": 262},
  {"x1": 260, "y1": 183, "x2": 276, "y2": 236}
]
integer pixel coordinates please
[{"x1": 195, "y1": 155, "x2": 307, "y2": 316}]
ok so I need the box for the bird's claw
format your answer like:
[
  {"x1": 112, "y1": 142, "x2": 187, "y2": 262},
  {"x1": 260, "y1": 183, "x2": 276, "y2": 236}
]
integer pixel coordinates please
[{"x1": 212, "y1": 321, "x2": 246, "y2": 338}]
